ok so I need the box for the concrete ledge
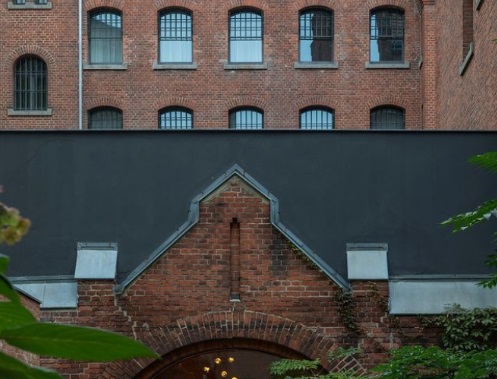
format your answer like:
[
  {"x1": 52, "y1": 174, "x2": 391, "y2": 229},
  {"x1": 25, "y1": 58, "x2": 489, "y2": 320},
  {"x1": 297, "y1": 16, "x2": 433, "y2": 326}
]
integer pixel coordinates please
[
  {"x1": 347, "y1": 243, "x2": 388, "y2": 280},
  {"x1": 459, "y1": 42, "x2": 474, "y2": 76},
  {"x1": 8, "y1": 2, "x2": 52, "y2": 9},
  {"x1": 153, "y1": 62, "x2": 198, "y2": 70},
  {"x1": 224, "y1": 63, "x2": 268, "y2": 70},
  {"x1": 83, "y1": 63, "x2": 128, "y2": 70},
  {"x1": 8, "y1": 108, "x2": 52, "y2": 116},
  {"x1": 294, "y1": 62, "x2": 338, "y2": 69},
  {"x1": 75, "y1": 242, "x2": 118, "y2": 279},
  {"x1": 365, "y1": 61, "x2": 410, "y2": 69},
  {"x1": 390, "y1": 279, "x2": 497, "y2": 314}
]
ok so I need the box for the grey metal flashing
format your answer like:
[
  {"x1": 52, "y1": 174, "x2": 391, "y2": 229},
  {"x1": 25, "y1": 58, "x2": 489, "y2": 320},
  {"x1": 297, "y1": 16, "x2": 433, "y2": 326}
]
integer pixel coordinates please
[
  {"x1": 459, "y1": 42, "x2": 474, "y2": 76},
  {"x1": 115, "y1": 164, "x2": 350, "y2": 293},
  {"x1": 346, "y1": 243, "x2": 389, "y2": 280},
  {"x1": 75, "y1": 242, "x2": 118, "y2": 279},
  {"x1": 294, "y1": 62, "x2": 339, "y2": 69},
  {"x1": 10, "y1": 276, "x2": 78, "y2": 309},
  {"x1": 365, "y1": 61, "x2": 411, "y2": 69}
]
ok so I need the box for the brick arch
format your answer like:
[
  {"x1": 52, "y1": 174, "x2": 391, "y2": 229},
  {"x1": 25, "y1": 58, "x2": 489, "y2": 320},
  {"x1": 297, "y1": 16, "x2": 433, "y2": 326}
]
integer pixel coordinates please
[
  {"x1": 295, "y1": 96, "x2": 336, "y2": 111},
  {"x1": 99, "y1": 310, "x2": 367, "y2": 379},
  {"x1": 5, "y1": 46, "x2": 56, "y2": 71},
  {"x1": 366, "y1": 0, "x2": 422, "y2": 12},
  {"x1": 153, "y1": 96, "x2": 196, "y2": 111},
  {"x1": 290, "y1": 0, "x2": 339, "y2": 12},
  {"x1": 84, "y1": 0, "x2": 124, "y2": 11},
  {"x1": 366, "y1": 95, "x2": 408, "y2": 110},
  {"x1": 84, "y1": 96, "x2": 126, "y2": 111},
  {"x1": 154, "y1": 0, "x2": 199, "y2": 11},
  {"x1": 220, "y1": 0, "x2": 269, "y2": 12},
  {"x1": 224, "y1": 97, "x2": 267, "y2": 112}
]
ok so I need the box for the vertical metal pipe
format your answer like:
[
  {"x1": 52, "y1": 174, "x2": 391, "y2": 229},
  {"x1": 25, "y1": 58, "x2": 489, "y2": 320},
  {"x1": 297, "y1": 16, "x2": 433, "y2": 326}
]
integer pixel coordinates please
[{"x1": 78, "y1": 0, "x2": 83, "y2": 129}]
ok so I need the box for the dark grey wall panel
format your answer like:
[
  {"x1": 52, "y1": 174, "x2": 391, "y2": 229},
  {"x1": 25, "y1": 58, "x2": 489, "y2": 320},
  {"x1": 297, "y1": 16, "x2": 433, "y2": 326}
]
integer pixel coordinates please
[{"x1": 1, "y1": 130, "x2": 496, "y2": 282}]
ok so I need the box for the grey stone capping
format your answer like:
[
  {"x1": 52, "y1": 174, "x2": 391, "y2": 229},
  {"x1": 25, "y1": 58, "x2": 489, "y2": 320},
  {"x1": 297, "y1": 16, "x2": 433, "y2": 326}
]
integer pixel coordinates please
[
  {"x1": 153, "y1": 62, "x2": 198, "y2": 70},
  {"x1": 294, "y1": 62, "x2": 339, "y2": 69},
  {"x1": 8, "y1": 108, "x2": 52, "y2": 116},
  {"x1": 459, "y1": 42, "x2": 474, "y2": 76},
  {"x1": 365, "y1": 61, "x2": 411, "y2": 69},
  {"x1": 8, "y1": 1, "x2": 52, "y2": 9},
  {"x1": 75, "y1": 242, "x2": 118, "y2": 279},
  {"x1": 390, "y1": 279, "x2": 497, "y2": 314},
  {"x1": 83, "y1": 63, "x2": 128, "y2": 70},
  {"x1": 346, "y1": 243, "x2": 388, "y2": 280},
  {"x1": 476, "y1": 0, "x2": 484, "y2": 10},
  {"x1": 224, "y1": 63, "x2": 268, "y2": 70}
]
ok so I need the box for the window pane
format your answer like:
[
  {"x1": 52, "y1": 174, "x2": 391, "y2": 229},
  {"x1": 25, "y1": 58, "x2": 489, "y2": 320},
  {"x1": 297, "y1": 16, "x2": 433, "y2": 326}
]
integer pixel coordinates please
[
  {"x1": 370, "y1": 107, "x2": 405, "y2": 129},
  {"x1": 89, "y1": 11, "x2": 123, "y2": 64},
  {"x1": 229, "y1": 11, "x2": 262, "y2": 63},
  {"x1": 159, "y1": 10, "x2": 193, "y2": 63},
  {"x1": 229, "y1": 109, "x2": 263, "y2": 129},
  {"x1": 300, "y1": 108, "x2": 334, "y2": 130},
  {"x1": 14, "y1": 56, "x2": 47, "y2": 111},
  {"x1": 299, "y1": 10, "x2": 333, "y2": 62},
  {"x1": 370, "y1": 9, "x2": 404, "y2": 62},
  {"x1": 89, "y1": 108, "x2": 123, "y2": 129},
  {"x1": 159, "y1": 108, "x2": 193, "y2": 129}
]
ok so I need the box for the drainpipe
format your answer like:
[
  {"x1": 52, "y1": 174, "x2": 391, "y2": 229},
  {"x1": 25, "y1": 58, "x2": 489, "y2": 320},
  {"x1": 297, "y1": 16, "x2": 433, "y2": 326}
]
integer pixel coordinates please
[{"x1": 78, "y1": 0, "x2": 83, "y2": 130}]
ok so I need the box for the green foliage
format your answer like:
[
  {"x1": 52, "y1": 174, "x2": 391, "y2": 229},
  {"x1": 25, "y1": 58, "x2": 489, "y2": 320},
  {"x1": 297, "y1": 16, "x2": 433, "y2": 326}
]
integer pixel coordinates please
[
  {"x1": 441, "y1": 152, "x2": 497, "y2": 288},
  {"x1": 0, "y1": 200, "x2": 158, "y2": 378},
  {"x1": 423, "y1": 305, "x2": 497, "y2": 351},
  {"x1": 334, "y1": 288, "x2": 362, "y2": 335},
  {"x1": 373, "y1": 345, "x2": 497, "y2": 379}
]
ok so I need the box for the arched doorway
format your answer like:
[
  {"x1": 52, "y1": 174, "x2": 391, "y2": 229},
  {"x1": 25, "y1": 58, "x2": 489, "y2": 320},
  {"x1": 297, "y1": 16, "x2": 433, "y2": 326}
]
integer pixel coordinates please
[{"x1": 134, "y1": 338, "x2": 315, "y2": 379}]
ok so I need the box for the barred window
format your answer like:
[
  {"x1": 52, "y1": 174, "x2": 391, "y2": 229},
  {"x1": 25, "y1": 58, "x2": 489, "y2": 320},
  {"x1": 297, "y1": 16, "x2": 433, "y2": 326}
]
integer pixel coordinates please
[
  {"x1": 299, "y1": 9, "x2": 334, "y2": 62},
  {"x1": 159, "y1": 107, "x2": 193, "y2": 129},
  {"x1": 300, "y1": 107, "x2": 334, "y2": 130},
  {"x1": 229, "y1": 9, "x2": 263, "y2": 63},
  {"x1": 14, "y1": 55, "x2": 47, "y2": 111},
  {"x1": 229, "y1": 108, "x2": 263, "y2": 129},
  {"x1": 370, "y1": 8, "x2": 404, "y2": 62},
  {"x1": 89, "y1": 10, "x2": 123, "y2": 64},
  {"x1": 88, "y1": 107, "x2": 123, "y2": 129},
  {"x1": 159, "y1": 9, "x2": 192, "y2": 63},
  {"x1": 370, "y1": 106, "x2": 405, "y2": 129},
  {"x1": 37, "y1": 0, "x2": 48, "y2": 4},
  {"x1": 14, "y1": 0, "x2": 26, "y2": 4}
]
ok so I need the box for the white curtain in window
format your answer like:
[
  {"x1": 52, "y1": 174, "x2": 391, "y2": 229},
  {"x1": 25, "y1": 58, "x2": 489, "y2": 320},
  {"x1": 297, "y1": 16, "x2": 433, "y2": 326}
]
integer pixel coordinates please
[{"x1": 230, "y1": 40, "x2": 262, "y2": 63}]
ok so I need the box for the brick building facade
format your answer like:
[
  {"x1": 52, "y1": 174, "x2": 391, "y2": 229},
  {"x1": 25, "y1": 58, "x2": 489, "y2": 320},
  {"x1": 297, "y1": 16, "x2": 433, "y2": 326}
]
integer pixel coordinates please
[{"x1": 1, "y1": 0, "x2": 496, "y2": 378}]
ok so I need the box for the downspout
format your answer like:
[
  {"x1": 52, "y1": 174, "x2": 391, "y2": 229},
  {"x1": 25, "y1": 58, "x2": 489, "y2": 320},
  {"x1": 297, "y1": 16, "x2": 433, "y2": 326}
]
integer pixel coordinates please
[{"x1": 78, "y1": 0, "x2": 83, "y2": 130}]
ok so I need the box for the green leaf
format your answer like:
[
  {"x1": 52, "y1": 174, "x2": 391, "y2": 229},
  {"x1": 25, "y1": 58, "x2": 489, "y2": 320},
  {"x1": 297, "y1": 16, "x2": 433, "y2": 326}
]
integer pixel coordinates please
[
  {"x1": 0, "y1": 350, "x2": 61, "y2": 379},
  {"x1": 469, "y1": 152, "x2": 497, "y2": 174},
  {"x1": 0, "y1": 302, "x2": 36, "y2": 332},
  {"x1": 0, "y1": 254, "x2": 9, "y2": 274},
  {"x1": 0, "y1": 274, "x2": 20, "y2": 303},
  {"x1": 441, "y1": 199, "x2": 497, "y2": 233},
  {"x1": 0, "y1": 323, "x2": 158, "y2": 362}
]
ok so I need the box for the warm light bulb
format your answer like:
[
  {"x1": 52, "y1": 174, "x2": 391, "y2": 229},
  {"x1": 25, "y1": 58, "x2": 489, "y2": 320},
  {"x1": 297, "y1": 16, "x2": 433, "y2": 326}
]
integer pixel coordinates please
[
  {"x1": 215, "y1": 358, "x2": 221, "y2": 364},
  {"x1": 232, "y1": 377, "x2": 238, "y2": 379},
  {"x1": 203, "y1": 367, "x2": 210, "y2": 373},
  {"x1": 228, "y1": 357, "x2": 235, "y2": 363},
  {"x1": 221, "y1": 371, "x2": 228, "y2": 377}
]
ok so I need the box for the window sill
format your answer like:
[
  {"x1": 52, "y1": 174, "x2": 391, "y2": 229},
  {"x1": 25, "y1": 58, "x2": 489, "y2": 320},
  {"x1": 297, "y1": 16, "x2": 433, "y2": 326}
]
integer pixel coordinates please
[
  {"x1": 8, "y1": 2, "x2": 52, "y2": 9},
  {"x1": 153, "y1": 62, "x2": 198, "y2": 70},
  {"x1": 224, "y1": 63, "x2": 268, "y2": 70},
  {"x1": 459, "y1": 42, "x2": 474, "y2": 76},
  {"x1": 365, "y1": 61, "x2": 410, "y2": 69},
  {"x1": 294, "y1": 62, "x2": 338, "y2": 69},
  {"x1": 8, "y1": 108, "x2": 52, "y2": 116},
  {"x1": 83, "y1": 63, "x2": 128, "y2": 70}
]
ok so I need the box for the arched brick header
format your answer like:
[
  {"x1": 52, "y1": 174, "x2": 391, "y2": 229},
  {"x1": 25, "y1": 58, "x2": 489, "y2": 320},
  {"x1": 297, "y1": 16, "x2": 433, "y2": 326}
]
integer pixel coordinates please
[
  {"x1": 366, "y1": 0, "x2": 421, "y2": 12},
  {"x1": 153, "y1": 96, "x2": 196, "y2": 111},
  {"x1": 154, "y1": 0, "x2": 199, "y2": 11},
  {"x1": 290, "y1": 0, "x2": 338, "y2": 12},
  {"x1": 224, "y1": 97, "x2": 268, "y2": 112},
  {"x1": 295, "y1": 96, "x2": 336, "y2": 112},
  {"x1": 366, "y1": 95, "x2": 408, "y2": 110},
  {"x1": 84, "y1": 96, "x2": 126, "y2": 112},
  {"x1": 5, "y1": 46, "x2": 56, "y2": 71},
  {"x1": 84, "y1": 0, "x2": 124, "y2": 11},
  {"x1": 99, "y1": 310, "x2": 367, "y2": 378}
]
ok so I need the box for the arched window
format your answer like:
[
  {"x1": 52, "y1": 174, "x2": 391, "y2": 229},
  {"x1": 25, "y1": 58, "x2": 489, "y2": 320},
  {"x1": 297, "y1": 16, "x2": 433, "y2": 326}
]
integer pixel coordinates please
[
  {"x1": 159, "y1": 107, "x2": 193, "y2": 129},
  {"x1": 370, "y1": 106, "x2": 405, "y2": 129},
  {"x1": 88, "y1": 107, "x2": 123, "y2": 129},
  {"x1": 370, "y1": 8, "x2": 404, "y2": 62},
  {"x1": 14, "y1": 55, "x2": 47, "y2": 111},
  {"x1": 299, "y1": 8, "x2": 334, "y2": 62},
  {"x1": 300, "y1": 107, "x2": 334, "y2": 129},
  {"x1": 229, "y1": 107, "x2": 263, "y2": 129},
  {"x1": 229, "y1": 9, "x2": 263, "y2": 63},
  {"x1": 89, "y1": 9, "x2": 123, "y2": 64},
  {"x1": 159, "y1": 9, "x2": 193, "y2": 63}
]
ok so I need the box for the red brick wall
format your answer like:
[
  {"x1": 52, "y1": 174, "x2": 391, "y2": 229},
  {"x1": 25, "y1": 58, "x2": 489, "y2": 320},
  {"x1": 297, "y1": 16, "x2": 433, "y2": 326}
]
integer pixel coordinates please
[
  {"x1": 32, "y1": 177, "x2": 439, "y2": 378},
  {"x1": 436, "y1": 0, "x2": 497, "y2": 130},
  {"x1": 1, "y1": 0, "x2": 424, "y2": 130}
]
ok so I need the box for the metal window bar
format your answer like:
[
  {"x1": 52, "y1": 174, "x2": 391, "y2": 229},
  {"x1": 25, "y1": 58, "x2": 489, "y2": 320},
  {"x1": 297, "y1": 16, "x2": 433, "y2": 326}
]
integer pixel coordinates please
[
  {"x1": 160, "y1": 11, "x2": 192, "y2": 41},
  {"x1": 89, "y1": 11, "x2": 123, "y2": 64},
  {"x1": 89, "y1": 108, "x2": 123, "y2": 129},
  {"x1": 159, "y1": 108, "x2": 193, "y2": 129},
  {"x1": 229, "y1": 109, "x2": 263, "y2": 130},
  {"x1": 370, "y1": 9, "x2": 404, "y2": 62},
  {"x1": 14, "y1": 56, "x2": 47, "y2": 111},
  {"x1": 300, "y1": 108, "x2": 334, "y2": 130},
  {"x1": 300, "y1": 10, "x2": 333, "y2": 40},
  {"x1": 230, "y1": 11, "x2": 262, "y2": 41},
  {"x1": 15, "y1": 0, "x2": 26, "y2": 4},
  {"x1": 370, "y1": 107, "x2": 405, "y2": 129}
]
